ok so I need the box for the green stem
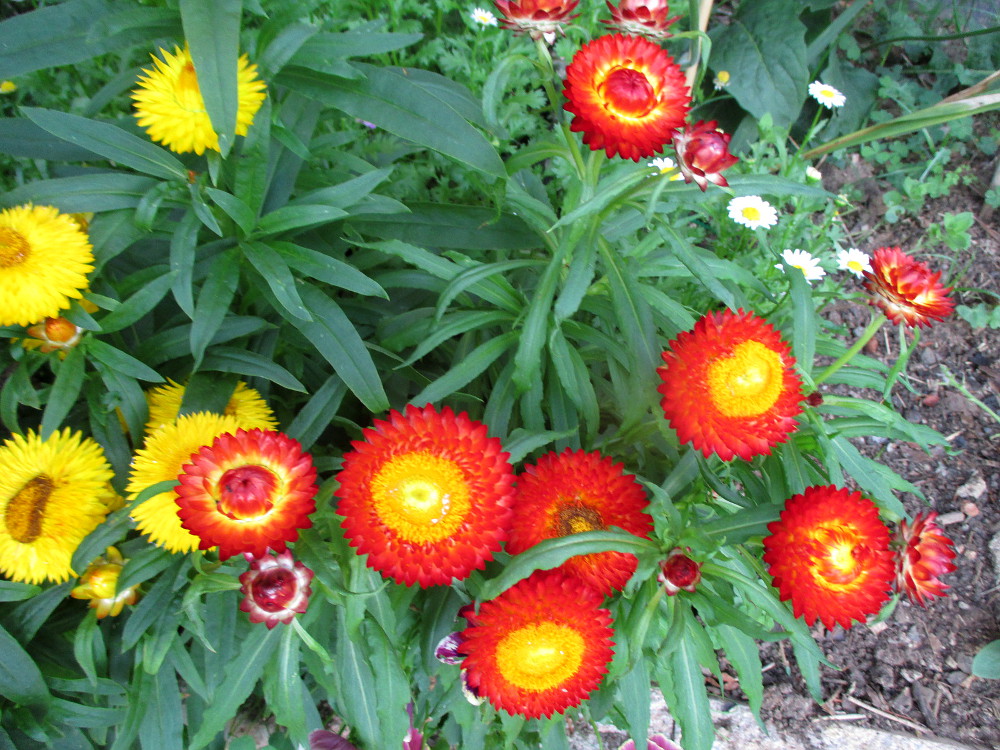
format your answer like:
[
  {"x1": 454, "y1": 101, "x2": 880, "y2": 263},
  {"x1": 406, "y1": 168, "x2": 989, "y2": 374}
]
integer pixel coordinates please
[{"x1": 814, "y1": 312, "x2": 887, "y2": 385}]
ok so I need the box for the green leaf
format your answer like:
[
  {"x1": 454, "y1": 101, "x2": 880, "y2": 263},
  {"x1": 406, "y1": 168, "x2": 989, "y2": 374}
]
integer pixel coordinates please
[
  {"x1": 0, "y1": 173, "x2": 160, "y2": 213},
  {"x1": 412, "y1": 331, "x2": 517, "y2": 406},
  {"x1": 242, "y1": 241, "x2": 312, "y2": 321},
  {"x1": 280, "y1": 64, "x2": 504, "y2": 180},
  {"x1": 667, "y1": 620, "x2": 715, "y2": 750},
  {"x1": 22, "y1": 108, "x2": 187, "y2": 181},
  {"x1": 40, "y1": 346, "x2": 86, "y2": 438},
  {"x1": 180, "y1": 0, "x2": 241, "y2": 156},
  {"x1": 201, "y1": 347, "x2": 307, "y2": 392},
  {"x1": 0, "y1": 117, "x2": 101, "y2": 161},
  {"x1": 139, "y1": 660, "x2": 184, "y2": 750},
  {"x1": 293, "y1": 285, "x2": 389, "y2": 411},
  {"x1": 190, "y1": 248, "x2": 241, "y2": 367},
  {"x1": 290, "y1": 31, "x2": 423, "y2": 64},
  {"x1": 254, "y1": 204, "x2": 349, "y2": 237},
  {"x1": 477, "y1": 530, "x2": 659, "y2": 601},
  {"x1": 830, "y1": 436, "x2": 909, "y2": 518},
  {"x1": 98, "y1": 271, "x2": 175, "y2": 333},
  {"x1": 707, "y1": 0, "x2": 809, "y2": 128},
  {"x1": 700, "y1": 505, "x2": 780, "y2": 544},
  {"x1": 189, "y1": 627, "x2": 282, "y2": 750},
  {"x1": 206, "y1": 188, "x2": 256, "y2": 236},
  {"x1": 548, "y1": 169, "x2": 648, "y2": 231},
  {"x1": 0, "y1": 622, "x2": 50, "y2": 707},
  {"x1": 436, "y1": 259, "x2": 542, "y2": 321},
  {"x1": 716, "y1": 624, "x2": 764, "y2": 720},
  {"x1": 0, "y1": 581, "x2": 41, "y2": 603},
  {"x1": 972, "y1": 640, "x2": 1000, "y2": 679},
  {"x1": 71, "y1": 508, "x2": 132, "y2": 573},
  {"x1": 728, "y1": 174, "x2": 833, "y2": 199},
  {"x1": 263, "y1": 627, "x2": 309, "y2": 747},
  {"x1": 292, "y1": 168, "x2": 393, "y2": 211},
  {"x1": 616, "y1": 659, "x2": 650, "y2": 750},
  {"x1": 513, "y1": 250, "x2": 564, "y2": 391},
  {"x1": 271, "y1": 240, "x2": 387, "y2": 298},
  {"x1": 286, "y1": 375, "x2": 346, "y2": 451},
  {"x1": 85, "y1": 339, "x2": 162, "y2": 382},
  {"x1": 663, "y1": 227, "x2": 737, "y2": 309},
  {"x1": 336, "y1": 612, "x2": 382, "y2": 750},
  {"x1": 365, "y1": 622, "x2": 411, "y2": 750},
  {"x1": 117, "y1": 546, "x2": 176, "y2": 592},
  {"x1": 788, "y1": 268, "x2": 816, "y2": 375},
  {"x1": 501, "y1": 427, "x2": 576, "y2": 465}
]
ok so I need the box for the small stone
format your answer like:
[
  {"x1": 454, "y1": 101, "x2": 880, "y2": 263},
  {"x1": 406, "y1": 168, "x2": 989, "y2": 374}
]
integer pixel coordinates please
[
  {"x1": 919, "y1": 347, "x2": 938, "y2": 366},
  {"x1": 921, "y1": 392, "x2": 940, "y2": 406},
  {"x1": 962, "y1": 501, "x2": 980, "y2": 517},
  {"x1": 946, "y1": 670, "x2": 967, "y2": 685},
  {"x1": 900, "y1": 668, "x2": 923, "y2": 682},
  {"x1": 955, "y1": 473, "x2": 987, "y2": 500},
  {"x1": 936, "y1": 511, "x2": 966, "y2": 526}
]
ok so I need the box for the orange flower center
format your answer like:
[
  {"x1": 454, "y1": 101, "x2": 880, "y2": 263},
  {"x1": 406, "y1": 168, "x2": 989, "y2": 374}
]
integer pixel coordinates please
[
  {"x1": 707, "y1": 340, "x2": 784, "y2": 418},
  {"x1": 600, "y1": 67, "x2": 657, "y2": 119},
  {"x1": 0, "y1": 227, "x2": 30, "y2": 268},
  {"x1": 556, "y1": 504, "x2": 605, "y2": 536},
  {"x1": 371, "y1": 451, "x2": 471, "y2": 543},
  {"x1": 4, "y1": 474, "x2": 54, "y2": 544},
  {"x1": 43, "y1": 317, "x2": 81, "y2": 344},
  {"x1": 807, "y1": 526, "x2": 870, "y2": 588},
  {"x1": 495, "y1": 621, "x2": 585, "y2": 692},
  {"x1": 217, "y1": 465, "x2": 277, "y2": 520}
]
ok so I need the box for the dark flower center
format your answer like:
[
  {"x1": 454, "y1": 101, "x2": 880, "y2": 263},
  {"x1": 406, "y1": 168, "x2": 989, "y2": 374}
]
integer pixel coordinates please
[
  {"x1": 5, "y1": 474, "x2": 54, "y2": 544},
  {"x1": 0, "y1": 227, "x2": 30, "y2": 268},
  {"x1": 251, "y1": 568, "x2": 297, "y2": 611},
  {"x1": 217, "y1": 464, "x2": 277, "y2": 520},
  {"x1": 556, "y1": 503, "x2": 605, "y2": 536},
  {"x1": 600, "y1": 67, "x2": 657, "y2": 118}
]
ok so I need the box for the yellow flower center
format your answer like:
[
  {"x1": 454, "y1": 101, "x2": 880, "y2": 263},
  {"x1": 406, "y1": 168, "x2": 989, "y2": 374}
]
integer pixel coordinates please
[
  {"x1": 556, "y1": 504, "x2": 605, "y2": 536},
  {"x1": 175, "y1": 61, "x2": 207, "y2": 113},
  {"x1": 847, "y1": 260, "x2": 864, "y2": 273},
  {"x1": 495, "y1": 621, "x2": 585, "y2": 692},
  {"x1": 707, "y1": 340, "x2": 784, "y2": 418},
  {"x1": 371, "y1": 451, "x2": 471, "y2": 543},
  {"x1": 4, "y1": 474, "x2": 54, "y2": 544},
  {"x1": 741, "y1": 206, "x2": 761, "y2": 222},
  {"x1": 808, "y1": 526, "x2": 869, "y2": 588},
  {"x1": 0, "y1": 227, "x2": 30, "y2": 268}
]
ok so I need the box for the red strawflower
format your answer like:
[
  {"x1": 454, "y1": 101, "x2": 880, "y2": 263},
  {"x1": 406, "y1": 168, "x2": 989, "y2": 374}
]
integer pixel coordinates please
[
  {"x1": 335, "y1": 404, "x2": 515, "y2": 588},
  {"x1": 658, "y1": 547, "x2": 701, "y2": 595},
  {"x1": 601, "y1": 0, "x2": 680, "y2": 38},
  {"x1": 657, "y1": 308, "x2": 803, "y2": 461},
  {"x1": 239, "y1": 549, "x2": 314, "y2": 628},
  {"x1": 507, "y1": 449, "x2": 652, "y2": 596},
  {"x1": 494, "y1": 0, "x2": 579, "y2": 40},
  {"x1": 763, "y1": 486, "x2": 896, "y2": 630},
  {"x1": 563, "y1": 34, "x2": 690, "y2": 161},
  {"x1": 671, "y1": 119, "x2": 739, "y2": 190},
  {"x1": 175, "y1": 428, "x2": 317, "y2": 560},
  {"x1": 458, "y1": 570, "x2": 614, "y2": 718},
  {"x1": 862, "y1": 246, "x2": 954, "y2": 327},
  {"x1": 895, "y1": 511, "x2": 957, "y2": 606}
]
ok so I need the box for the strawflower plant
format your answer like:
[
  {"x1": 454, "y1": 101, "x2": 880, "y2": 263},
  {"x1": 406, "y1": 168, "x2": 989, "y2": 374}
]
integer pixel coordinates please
[{"x1": 0, "y1": 1, "x2": 989, "y2": 749}]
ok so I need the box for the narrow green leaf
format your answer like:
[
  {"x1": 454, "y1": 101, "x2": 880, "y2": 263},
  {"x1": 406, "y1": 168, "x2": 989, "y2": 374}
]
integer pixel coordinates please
[
  {"x1": 264, "y1": 627, "x2": 308, "y2": 746},
  {"x1": 715, "y1": 624, "x2": 764, "y2": 720},
  {"x1": 180, "y1": 0, "x2": 241, "y2": 156},
  {"x1": 254, "y1": 204, "x2": 348, "y2": 237},
  {"x1": 412, "y1": 331, "x2": 517, "y2": 406},
  {"x1": 70, "y1": 508, "x2": 132, "y2": 573},
  {"x1": 399, "y1": 310, "x2": 511, "y2": 367},
  {"x1": 98, "y1": 271, "x2": 175, "y2": 333},
  {"x1": 286, "y1": 375, "x2": 346, "y2": 451},
  {"x1": 366, "y1": 622, "x2": 411, "y2": 750},
  {"x1": 117, "y1": 546, "x2": 176, "y2": 592},
  {"x1": 616, "y1": 659, "x2": 650, "y2": 750},
  {"x1": 0, "y1": 622, "x2": 50, "y2": 707},
  {"x1": 201, "y1": 347, "x2": 307, "y2": 392},
  {"x1": 548, "y1": 169, "x2": 648, "y2": 231},
  {"x1": 22, "y1": 107, "x2": 187, "y2": 180},
  {"x1": 292, "y1": 168, "x2": 393, "y2": 211},
  {"x1": 40, "y1": 346, "x2": 86, "y2": 438},
  {"x1": 294, "y1": 285, "x2": 388, "y2": 411},
  {"x1": 336, "y1": 613, "x2": 382, "y2": 749},
  {"x1": 189, "y1": 627, "x2": 282, "y2": 750},
  {"x1": 271, "y1": 240, "x2": 387, "y2": 298},
  {"x1": 0, "y1": 173, "x2": 159, "y2": 213},
  {"x1": 668, "y1": 622, "x2": 715, "y2": 750},
  {"x1": 501, "y1": 427, "x2": 575, "y2": 465},
  {"x1": 0, "y1": 581, "x2": 41, "y2": 602},
  {"x1": 206, "y1": 188, "x2": 256, "y2": 236},
  {"x1": 85, "y1": 339, "x2": 162, "y2": 382},
  {"x1": 233, "y1": 96, "x2": 271, "y2": 218},
  {"x1": 139, "y1": 659, "x2": 183, "y2": 750},
  {"x1": 663, "y1": 227, "x2": 737, "y2": 309},
  {"x1": 435, "y1": 259, "x2": 542, "y2": 321},
  {"x1": 513, "y1": 251, "x2": 564, "y2": 391},
  {"x1": 190, "y1": 248, "x2": 240, "y2": 367},
  {"x1": 829, "y1": 437, "x2": 909, "y2": 518},
  {"x1": 242, "y1": 241, "x2": 312, "y2": 321},
  {"x1": 788, "y1": 268, "x2": 816, "y2": 375}
]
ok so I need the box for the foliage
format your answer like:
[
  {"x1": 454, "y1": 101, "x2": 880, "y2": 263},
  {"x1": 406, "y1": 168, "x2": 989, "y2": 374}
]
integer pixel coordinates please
[{"x1": 0, "y1": 1, "x2": 996, "y2": 749}]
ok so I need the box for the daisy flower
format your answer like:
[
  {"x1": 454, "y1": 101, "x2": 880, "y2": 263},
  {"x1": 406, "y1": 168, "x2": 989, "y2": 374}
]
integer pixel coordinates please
[
  {"x1": 563, "y1": 34, "x2": 690, "y2": 161},
  {"x1": 805, "y1": 166, "x2": 822, "y2": 182},
  {"x1": 712, "y1": 70, "x2": 730, "y2": 90},
  {"x1": 862, "y1": 246, "x2": 954, "y2": 327},
  {"x1": 0, "y1": 204, "x2": 94, "y2": 327},
  {"x1": 506, "y1": 449, "x2": 652, "y2": 595},
  {"x1": 727, "y1": 195, "x2": 778, "y2": 230},
  {"x1": 335, "y1": 404, "x2": 515, "y2": 587},
  {"x1": 657, "y1": 308, "x2": 803, "y2": 461},
  {"x1": 763, "y1": 485, "x2": 895, "y2": 629},
  {"x1": 836, "y1": 247, "x2": 872, "y2": 278},
  {"x1": 458, "y1": 570, "x2": 614, "y2": 718},
  {"x1": 777, "y1": 248, "x2": 826, "y2": 284},
  {"x1": 647, "y1": 157, "x2": 683, "y2": 180},
  {"x1": 471, "y1": 7, "x2": 498, "y2": 25},
  {"x1": 808, "y1": 80, "x2": 846, "y2": 109},
  {"x1": 895, "y1": 511, "x2": 956, "y2": 606},
  {"x1": 132, "y1": 44, "x2": 267, "y2": 155},
  {"x1": 175, "y1": 428, "x2": 317, "y2": 559},
  {"x1": 0, "y1": 429, "x2": 116, "y2": 584}
]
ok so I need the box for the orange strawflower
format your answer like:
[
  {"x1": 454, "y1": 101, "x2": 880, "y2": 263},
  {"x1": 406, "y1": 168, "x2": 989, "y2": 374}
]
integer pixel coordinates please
[
  {"x1": 862, "y1": 246, "x2": 954, "y2": 327},
  {"x1": 458, "y1": 571, "x2": 614, "y2": 718},
  {"x1": 175, "y1": 428, "x2": 317, "y2": 560},
  {"x1": 602, "y1": 0, "x2": 680, "y2": 39},
  {"x1": 763, "y1": 486, "x2": 896, "y2": 629},
  {"x1": 507, "y1": 449, "x2": 652, "y2": 595},
  {"x1": 895, "y1": 511, "x2": 956, "y2": 606},
  {"x1": 657, "y1": 309, "x2": 803, "y2": 461},
  {"x1": 335, "y1": 404, "x2": 516, "y2": 587},
  {"x1": 563, "y1": 34, "x2": 690, "y2": 161},
  {"x1": 493, "y1": 0, "x2": 579, "y2": 40}
]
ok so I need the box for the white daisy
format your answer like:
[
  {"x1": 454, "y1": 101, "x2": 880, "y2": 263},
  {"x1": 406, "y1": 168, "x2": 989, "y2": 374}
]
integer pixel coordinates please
[
  {"x1": 727, "y1": 195, "x2": 778, "y2": 230},
  {"x1": 836, "y1": 247, "x2": 873, "y2": 278},
  {"x1": 808, "y1": 81, "x2": 846, "y2": 109},
  {"x1": 713, "y1": 71, "x2": 730, "y2": 90},
  {"x1": 471, "y1": 7, "x2": 498, "y2": 26},
  {"x1": 805, "y1": 166, "x2": 822, "y2": 182},
  {"x1": 776, "y1": 248, "x2": 826, "y2": 284},
  {"x1": 647, "y1": 157, "x2": 684, "y2": 180}
]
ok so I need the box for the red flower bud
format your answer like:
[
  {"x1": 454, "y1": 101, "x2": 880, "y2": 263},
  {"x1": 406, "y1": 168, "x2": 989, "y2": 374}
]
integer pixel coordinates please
[
  {"x1": 672, "y1": 120, "x2": 739, "y2": 191},
  {"x1": 895, "y1": 511, "x2": 957, "y2": 606},
  {"x1": 658, "y1": 547, "x2": 701, "y2": 595},
  {"x1": 238, "y1": 549, "x2": 313, "y2": 628}
]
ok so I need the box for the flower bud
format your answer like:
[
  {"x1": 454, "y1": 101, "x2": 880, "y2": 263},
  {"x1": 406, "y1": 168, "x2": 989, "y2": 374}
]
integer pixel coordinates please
[
  {"x1": 238, "y1": 549, "x2": 314, "y2": 628},
  {"x1": 895, "y1": 511, "x2": 957, "y2": 606},
  {"x1": 70, "y1": 547, "x2": 141, "y2": 618},
  {"x1": 602, "y1": 0, "x2": 680, "y2": 39},
  {"x1": 25, "y1": 315, "x2": 84, "y2": 354},
  {"x1": 671, "y1": 120, "x2": 739, "y2": 191},
  {"x1": 658, "y1": 547, "x2": 701, "y2": 595}
]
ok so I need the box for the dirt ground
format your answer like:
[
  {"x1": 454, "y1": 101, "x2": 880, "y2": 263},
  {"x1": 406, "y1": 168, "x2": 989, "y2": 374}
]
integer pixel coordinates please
[{"x1": 737, "y1": 145, "x2": 1000, "y2": 748}]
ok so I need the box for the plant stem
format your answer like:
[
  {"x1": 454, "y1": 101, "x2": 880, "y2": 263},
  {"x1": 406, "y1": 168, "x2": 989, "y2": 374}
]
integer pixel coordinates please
[{"x1": 814, "y1": 312, "x2": 887, "y2": 385}]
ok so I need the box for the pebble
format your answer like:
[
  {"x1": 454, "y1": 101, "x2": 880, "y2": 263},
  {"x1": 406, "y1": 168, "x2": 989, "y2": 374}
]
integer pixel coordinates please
[
  {"x1": 954, "y1": 473, "x2": 987, "y2": 500},
  {"x1": 961, "y1": 501, "x2": 980, "y2": 517},
  {"x1": 936, "y1": 511, "x2": 965, "y2": 526},
  {"x1": 946, "y1": 670, "x2": 967, "y2": 686}
]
